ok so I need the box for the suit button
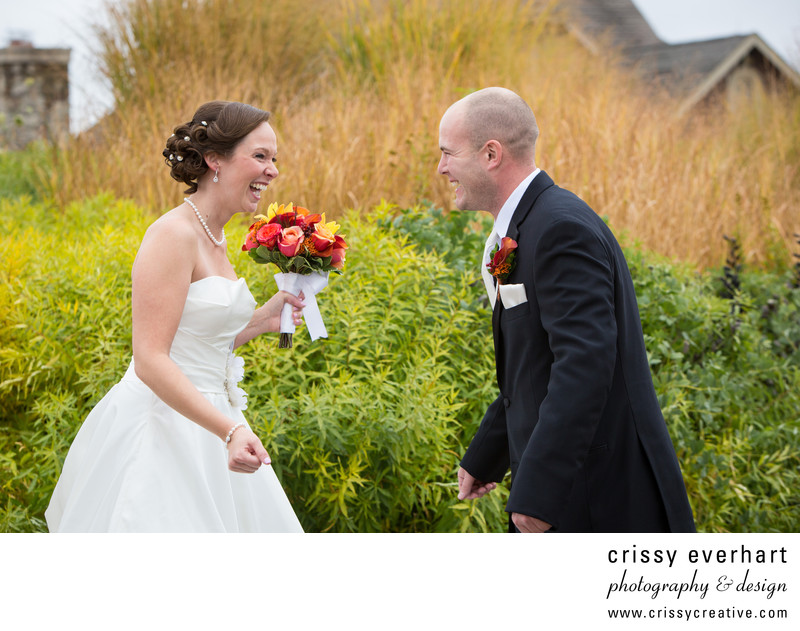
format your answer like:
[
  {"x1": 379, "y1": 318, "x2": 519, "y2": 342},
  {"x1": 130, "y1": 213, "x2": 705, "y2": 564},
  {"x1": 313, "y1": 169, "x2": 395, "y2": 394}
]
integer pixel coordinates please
[{"x1": 503, "y1": 397, "x2": 511, "y2": 408}]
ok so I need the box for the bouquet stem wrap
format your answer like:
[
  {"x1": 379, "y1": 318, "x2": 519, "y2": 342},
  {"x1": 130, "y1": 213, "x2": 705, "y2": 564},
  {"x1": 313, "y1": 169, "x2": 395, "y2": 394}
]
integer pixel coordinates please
[{"x1": 275, "y1": 271, "x2": 330, "y2": 348}]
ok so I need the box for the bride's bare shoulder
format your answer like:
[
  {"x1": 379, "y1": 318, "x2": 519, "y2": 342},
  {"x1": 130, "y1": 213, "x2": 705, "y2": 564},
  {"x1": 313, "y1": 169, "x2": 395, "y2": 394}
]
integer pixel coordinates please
[
  {"x1": 141, "y1": 205, "x2": 196, "y2": 246},
  {"x1": 132, "y1": 206, "x2": 198, "y2": 280}
]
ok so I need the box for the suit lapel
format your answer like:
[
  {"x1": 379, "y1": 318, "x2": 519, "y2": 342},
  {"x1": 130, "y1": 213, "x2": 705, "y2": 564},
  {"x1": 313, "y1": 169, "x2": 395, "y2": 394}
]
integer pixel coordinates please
[
  {"x1": 507, "y1": 170, "x2": 554, "y2": 240},
  {"x1": 492, "y1": 171, "x2": 555, "y2": 389}
]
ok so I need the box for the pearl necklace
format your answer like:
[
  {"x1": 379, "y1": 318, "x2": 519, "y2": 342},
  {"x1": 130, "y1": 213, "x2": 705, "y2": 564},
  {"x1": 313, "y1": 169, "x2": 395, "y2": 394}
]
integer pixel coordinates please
[{"x1": 184, "y1": 197, "x2": 226, "y2": 246}]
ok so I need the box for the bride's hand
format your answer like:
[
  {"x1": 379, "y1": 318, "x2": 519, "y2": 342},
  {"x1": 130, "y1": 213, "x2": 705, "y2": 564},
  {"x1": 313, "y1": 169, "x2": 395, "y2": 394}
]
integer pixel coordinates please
[
  {"x1": 234, "y1": 291, "x2": 305, "y2": 347},
  {"x1": 227, "y1": 427, "x2": 271, "y2": 473},
  {"x1": 258, "y1": 290, "x2": 305, "y2": 332}
]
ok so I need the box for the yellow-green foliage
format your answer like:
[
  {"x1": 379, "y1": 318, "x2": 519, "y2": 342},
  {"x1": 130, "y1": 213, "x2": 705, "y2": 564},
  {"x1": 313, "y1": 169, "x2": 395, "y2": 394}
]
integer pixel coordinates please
[
  {"x1": 1, "y1": 197, "x2": 799, "y2": 532},
  {"x1": 243, "y1": 204, "x2": 508, "y2": 531},
  {"x1": 0, "y1": 196, "x2": 507, "y2": 532},
  {"x1": 0, "y1": 195, "x2": 147, "y2": 531},
  {"x1": 4, "y1": 0, "x2": 800, "y2": 532},
  {"x1": 43, "y1": 0, "x2": 799, "y2": 269}
]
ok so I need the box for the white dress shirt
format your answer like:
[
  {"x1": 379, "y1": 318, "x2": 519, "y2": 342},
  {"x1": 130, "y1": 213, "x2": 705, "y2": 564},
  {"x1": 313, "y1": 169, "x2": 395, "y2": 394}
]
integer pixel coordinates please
[
  {"x1": 494, "y1": 168, "x2": 540, "y2": 239},
  {"x1": 481, "y1": 168, "x2": 540, "y2": 307}
]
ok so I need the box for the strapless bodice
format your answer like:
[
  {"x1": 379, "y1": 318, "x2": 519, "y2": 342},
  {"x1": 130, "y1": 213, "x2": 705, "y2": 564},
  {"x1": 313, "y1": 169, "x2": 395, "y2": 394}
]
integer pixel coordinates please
[{"x1": 125, "y1": 276, "x2": 256, "y2": 394}]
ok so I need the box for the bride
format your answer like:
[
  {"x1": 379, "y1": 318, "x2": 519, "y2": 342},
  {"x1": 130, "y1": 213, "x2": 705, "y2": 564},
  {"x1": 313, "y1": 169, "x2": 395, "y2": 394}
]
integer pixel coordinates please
[{"x1": 46, "y1": 101, "x2": 305, "y2": 532}]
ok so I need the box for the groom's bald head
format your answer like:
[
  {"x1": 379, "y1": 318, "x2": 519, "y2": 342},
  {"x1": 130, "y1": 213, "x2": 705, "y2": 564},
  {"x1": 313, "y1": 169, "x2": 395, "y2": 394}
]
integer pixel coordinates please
[{"x1": 449, "y1": 87, "x2": 538, "y2": 164}]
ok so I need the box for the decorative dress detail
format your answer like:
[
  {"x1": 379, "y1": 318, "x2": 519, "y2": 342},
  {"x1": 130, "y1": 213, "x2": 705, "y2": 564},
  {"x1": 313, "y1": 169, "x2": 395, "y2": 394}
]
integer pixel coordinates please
[
  {"x1": 224, "y1": 351, "x2": 248, "y2": 410},
  {"x1": 45, "y1": 276, "x2": 303, "y2": 532}
]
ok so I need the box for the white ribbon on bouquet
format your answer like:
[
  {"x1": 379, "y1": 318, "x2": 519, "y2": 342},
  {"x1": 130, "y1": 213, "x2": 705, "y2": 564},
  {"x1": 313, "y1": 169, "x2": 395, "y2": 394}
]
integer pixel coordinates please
[{"x1": 274, "y1": 271, "x2": 330, "y2": 341}]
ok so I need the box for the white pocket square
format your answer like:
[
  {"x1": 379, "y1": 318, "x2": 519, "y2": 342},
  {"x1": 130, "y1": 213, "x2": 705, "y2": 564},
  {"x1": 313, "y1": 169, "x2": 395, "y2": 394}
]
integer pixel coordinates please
[{"x1": 498, "y1": 283, "x2": 528, "y2": 309}]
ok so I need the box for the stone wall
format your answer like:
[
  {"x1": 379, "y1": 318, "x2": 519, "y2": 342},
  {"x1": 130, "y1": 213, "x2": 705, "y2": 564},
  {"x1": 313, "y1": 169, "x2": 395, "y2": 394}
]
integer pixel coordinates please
[{"x1": 0, "y1": 41, "x2": 70, "y2": 150}]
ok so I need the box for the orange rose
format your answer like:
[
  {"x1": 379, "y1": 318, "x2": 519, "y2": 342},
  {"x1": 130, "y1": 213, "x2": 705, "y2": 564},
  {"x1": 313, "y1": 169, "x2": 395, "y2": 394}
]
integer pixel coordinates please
[
  {"x1": 256, "y1": 223, "x2": 282, "y2": 248},
  {"x1": 278, "y1": 225, "x2": 304, "y2": 257}
]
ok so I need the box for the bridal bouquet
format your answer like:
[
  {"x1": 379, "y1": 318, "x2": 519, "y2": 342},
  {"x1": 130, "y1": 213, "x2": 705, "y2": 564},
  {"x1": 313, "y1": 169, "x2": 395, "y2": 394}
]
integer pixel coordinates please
[{"x1": 242, "y1": 202, "x2": 347, "y2": 347}]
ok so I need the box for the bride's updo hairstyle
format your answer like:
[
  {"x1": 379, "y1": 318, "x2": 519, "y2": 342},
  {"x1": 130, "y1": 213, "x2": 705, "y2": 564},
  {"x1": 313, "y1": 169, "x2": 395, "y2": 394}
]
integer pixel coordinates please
[{"x1": 163, "y1": 101, "x2": 271, "y2": 193}]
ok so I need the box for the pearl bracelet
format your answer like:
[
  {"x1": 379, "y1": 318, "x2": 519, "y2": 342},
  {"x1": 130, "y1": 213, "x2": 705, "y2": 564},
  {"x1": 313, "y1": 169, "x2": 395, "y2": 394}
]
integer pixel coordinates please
[{"x1": 225, "y1": 422, "x2": 246, "y2": 444}]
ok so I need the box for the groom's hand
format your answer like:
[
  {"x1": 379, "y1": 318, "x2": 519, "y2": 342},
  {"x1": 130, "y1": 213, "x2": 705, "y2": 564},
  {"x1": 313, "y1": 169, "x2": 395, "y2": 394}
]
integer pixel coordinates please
[
  {"x1": 512, "y1": 512, "x2": 552, "y2": 533},
  {"x1": 457, "y1": 467, "x2": 497, "y2": 500}
]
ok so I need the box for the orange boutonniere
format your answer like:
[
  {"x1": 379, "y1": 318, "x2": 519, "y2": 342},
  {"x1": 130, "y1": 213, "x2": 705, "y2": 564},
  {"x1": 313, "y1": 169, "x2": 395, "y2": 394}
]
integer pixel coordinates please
[{"x1": 487, "y1": 237, "x2": 518, "y2": 284}]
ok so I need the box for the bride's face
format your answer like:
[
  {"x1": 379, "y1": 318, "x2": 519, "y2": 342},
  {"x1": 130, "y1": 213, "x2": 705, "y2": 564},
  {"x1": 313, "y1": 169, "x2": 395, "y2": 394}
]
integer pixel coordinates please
[{"x1": 219, "y1": 121, "x2": 279, "y2": 213}]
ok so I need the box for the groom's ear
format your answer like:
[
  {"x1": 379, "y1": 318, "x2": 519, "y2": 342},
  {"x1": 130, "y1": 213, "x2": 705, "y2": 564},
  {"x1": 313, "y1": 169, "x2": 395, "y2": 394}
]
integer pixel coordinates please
[{"x1": 484, "y1": 139, "x2": 503, "y2": 171}]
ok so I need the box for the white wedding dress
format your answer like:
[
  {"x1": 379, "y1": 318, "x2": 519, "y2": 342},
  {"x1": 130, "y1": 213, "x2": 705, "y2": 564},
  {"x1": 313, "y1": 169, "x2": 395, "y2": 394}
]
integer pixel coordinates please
[{"x1": 45, "y1": 276, "x2": 303, "y2": 532}]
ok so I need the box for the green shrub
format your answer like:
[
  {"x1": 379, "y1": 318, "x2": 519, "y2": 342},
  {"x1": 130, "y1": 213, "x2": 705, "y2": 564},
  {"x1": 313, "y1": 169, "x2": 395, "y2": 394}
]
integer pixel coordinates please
[
  {"x1": 0, "y1": 196, "x2": 507, "y2": 532},
  {"x1": 0, "y1": 194, "x2": 148, "y2": 531},
  {"x1": 241, "y1": 201, "x2": 505, "y2": 532},
  {"x1": 627, "y1": 247, "x2": 800, "y2": 532},
  {"x1": 2, "y1": 197, "x2": 798, "y2": 532},
  {"x1": 384, "y1": 206, "x2": 800, "y2": 532},
  {"x1": 0, "y1": 143, "x2": 50, "y2": 201}
]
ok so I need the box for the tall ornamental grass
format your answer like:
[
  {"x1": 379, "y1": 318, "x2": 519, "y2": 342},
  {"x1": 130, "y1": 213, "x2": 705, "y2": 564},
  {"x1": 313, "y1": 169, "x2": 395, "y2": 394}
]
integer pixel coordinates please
[{"x1": 39, "y1": 0, "x2": 799, "y2": 269}]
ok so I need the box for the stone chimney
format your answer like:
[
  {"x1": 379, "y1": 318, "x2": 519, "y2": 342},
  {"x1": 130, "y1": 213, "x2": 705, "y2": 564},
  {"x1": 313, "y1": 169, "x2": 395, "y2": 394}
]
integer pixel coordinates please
[{"x1": 0, "y1": 40, "x2": 70, "y2": 149}]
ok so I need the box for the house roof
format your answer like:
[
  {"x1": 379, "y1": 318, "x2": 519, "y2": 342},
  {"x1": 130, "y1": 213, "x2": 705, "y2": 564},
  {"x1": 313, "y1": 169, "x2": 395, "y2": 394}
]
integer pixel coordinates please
[
  {"x1": 626, "y1": 36, "x2": 753, "y2": 80},
  {"x1": 563, "y1": 0, "x2": 800, "y2": 111},
  {"x1": 566, "y1": 0, "x2": 661, "y2": 51},
  {"x1": 628, "y1": 34, "x2": 800, "y2": 111}
]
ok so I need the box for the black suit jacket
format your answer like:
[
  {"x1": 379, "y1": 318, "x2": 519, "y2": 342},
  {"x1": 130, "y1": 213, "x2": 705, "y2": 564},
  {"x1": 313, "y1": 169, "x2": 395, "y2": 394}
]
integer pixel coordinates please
[{"x1": 461, "y1": 172, "x2": 696, "y2": 532}]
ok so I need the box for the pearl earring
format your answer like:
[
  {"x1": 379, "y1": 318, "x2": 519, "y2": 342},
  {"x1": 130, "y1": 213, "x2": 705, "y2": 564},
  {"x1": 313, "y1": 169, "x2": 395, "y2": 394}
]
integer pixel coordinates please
[{"x1": 213, "y1": 169, "x2": 219, "y2": 183}]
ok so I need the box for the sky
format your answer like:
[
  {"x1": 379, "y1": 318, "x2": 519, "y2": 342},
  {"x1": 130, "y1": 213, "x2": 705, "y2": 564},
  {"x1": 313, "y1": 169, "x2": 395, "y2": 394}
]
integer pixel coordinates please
[{"x1": 3, "y1": 0, "x2": 800, "y2": 133}]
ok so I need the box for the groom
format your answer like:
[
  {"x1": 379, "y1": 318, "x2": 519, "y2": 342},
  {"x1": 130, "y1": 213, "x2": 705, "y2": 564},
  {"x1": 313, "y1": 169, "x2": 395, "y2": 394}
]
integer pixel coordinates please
[{"x1": 438, "y1": 87, "x2": 695, "y2": 532}]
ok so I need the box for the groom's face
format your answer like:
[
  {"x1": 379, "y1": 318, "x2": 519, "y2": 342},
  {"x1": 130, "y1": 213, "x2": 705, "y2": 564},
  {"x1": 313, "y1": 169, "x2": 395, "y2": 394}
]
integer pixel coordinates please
[{"x1": 438, "y1": 108, "x2": 494, "y2": 213}]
